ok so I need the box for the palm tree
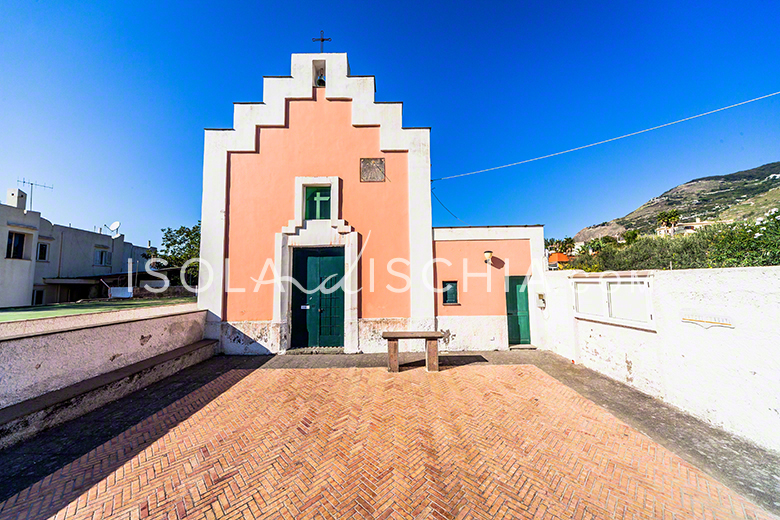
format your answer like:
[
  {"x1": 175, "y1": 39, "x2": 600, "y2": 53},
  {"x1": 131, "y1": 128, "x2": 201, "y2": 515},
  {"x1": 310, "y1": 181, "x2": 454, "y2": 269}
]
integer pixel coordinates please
[
  {"x1": 667, "y1": 209, "x2": 680, "y2": 227},
  {"x1": 560, "y1": 237, "x2": 575, "y2": 255},
  {"x1": 657, "y1": 210, "x2": 680, "y2": 228},
  {"x1": 657, "y1": 211, "x2": 669, "y2": 227}
]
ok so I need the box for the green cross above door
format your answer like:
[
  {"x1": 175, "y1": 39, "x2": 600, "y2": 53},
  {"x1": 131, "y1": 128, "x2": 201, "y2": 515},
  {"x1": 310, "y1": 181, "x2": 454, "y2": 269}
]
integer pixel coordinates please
[{"x1": 305, "y1": 186, "x2": 331, "y2": 220}]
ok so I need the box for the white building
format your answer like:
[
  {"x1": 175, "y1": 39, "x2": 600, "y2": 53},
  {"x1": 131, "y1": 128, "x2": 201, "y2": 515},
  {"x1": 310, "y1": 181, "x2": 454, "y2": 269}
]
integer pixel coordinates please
[
  {"x1": 1, "y1": 189, "x2": 148, "y2": 308},
  {"x1": 655, "y1": 217, "x2": 734, "y2": 237}
]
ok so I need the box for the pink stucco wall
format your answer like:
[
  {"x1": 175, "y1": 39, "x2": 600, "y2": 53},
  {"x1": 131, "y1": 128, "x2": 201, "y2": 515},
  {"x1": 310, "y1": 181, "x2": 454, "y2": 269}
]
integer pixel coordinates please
[
  {"x1": 432, "y1": 239, "x2": 532, "y2": 316},
  {"x1": 225, "y1": 88, "x2": 411, "y2": 322}
]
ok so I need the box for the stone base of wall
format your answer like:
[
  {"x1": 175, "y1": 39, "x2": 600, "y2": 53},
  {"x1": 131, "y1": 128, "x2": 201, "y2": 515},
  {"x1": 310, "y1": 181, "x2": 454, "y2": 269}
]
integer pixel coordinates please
[
  {"x1": 220, "y1": 317, "x2": 509, "y2": 354},
  {"x1": 358, "y1": 318, "x2": 414, "y2": 353},
  {"x1": 0, "y1": 339, "x2": 216, "y2": 450},
  {"x1": 221, "y1": 318, "x2": 442, "y2": 354},
  {"x1": 221, "y1": 321, "x2": 281, "y2": 355},
  {"x1": 436, "y1": 315, "x2": 509, "y2": 351}
]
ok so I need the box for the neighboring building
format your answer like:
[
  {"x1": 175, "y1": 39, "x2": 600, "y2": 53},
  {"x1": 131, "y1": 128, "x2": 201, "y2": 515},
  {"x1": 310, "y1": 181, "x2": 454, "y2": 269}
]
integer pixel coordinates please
[
  {"x1": 548, "y1": 252, "x2": 570, "y2": 270},
  {"x1": 656, "y1": 217, "x2": 733, "y2": 236},
  {"x1": 1, "y1": 188, "x2": 148, "y2": 308},
  {"x1": 198, "y1": 53, "x2": 548, "y2": 354}
]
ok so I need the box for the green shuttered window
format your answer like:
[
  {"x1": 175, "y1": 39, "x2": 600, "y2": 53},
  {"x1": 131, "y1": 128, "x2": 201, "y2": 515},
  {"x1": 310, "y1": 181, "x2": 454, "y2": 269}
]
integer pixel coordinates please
[{"x1": 442, "y1": 281, "x2": 458, "y2": 304}]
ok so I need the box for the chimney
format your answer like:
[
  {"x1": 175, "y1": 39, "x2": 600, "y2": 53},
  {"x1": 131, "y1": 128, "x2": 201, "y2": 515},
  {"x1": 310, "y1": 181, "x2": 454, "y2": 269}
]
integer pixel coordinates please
[{"x1": 6, "y1": 189, "x2": 27, "y2": 210}]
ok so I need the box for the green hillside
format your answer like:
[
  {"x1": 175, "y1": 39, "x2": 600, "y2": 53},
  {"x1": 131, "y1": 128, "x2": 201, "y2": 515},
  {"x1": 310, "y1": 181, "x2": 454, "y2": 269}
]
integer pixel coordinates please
[{"x1": 574, "y1": 161, "x2": 780, "y2": 241}]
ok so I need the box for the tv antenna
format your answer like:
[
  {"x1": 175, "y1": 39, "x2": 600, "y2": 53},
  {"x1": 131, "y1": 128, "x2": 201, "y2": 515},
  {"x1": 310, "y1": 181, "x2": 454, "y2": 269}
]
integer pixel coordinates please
[{"x1": 16, "y1": 178, "x2": 53, "y2": 211}]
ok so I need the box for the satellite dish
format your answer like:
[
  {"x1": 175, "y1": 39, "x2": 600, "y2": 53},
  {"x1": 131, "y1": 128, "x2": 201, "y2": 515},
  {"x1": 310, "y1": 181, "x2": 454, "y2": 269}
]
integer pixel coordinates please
[{"x1": 108, "y1": 221, "x2": 121, "y2": 232}]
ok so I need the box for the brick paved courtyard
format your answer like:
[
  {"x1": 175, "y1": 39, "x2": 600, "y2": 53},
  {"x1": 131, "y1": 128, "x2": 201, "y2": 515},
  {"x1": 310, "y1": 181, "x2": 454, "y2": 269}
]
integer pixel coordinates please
[{"x1": 0, "y1": 363, "x2": 774, "y2": 520}]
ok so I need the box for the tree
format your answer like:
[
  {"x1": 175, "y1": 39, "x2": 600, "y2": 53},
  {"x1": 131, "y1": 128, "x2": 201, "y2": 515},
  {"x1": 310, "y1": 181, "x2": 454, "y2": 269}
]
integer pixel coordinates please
[
  {"x1": 667, "y1": 209, "x2": 680, "y2": 227},
  {"x1": 657, "y1": 210, "x2": 681, "y2": 229},
  {"x1": 582, "y1": 237, "x2": 608, "y2": 253},
  {"x1": 151, "y1": 221, "x2": 201, "y2": 286},
  {"x1": 562, "y1": 215, "x2": 780, "y2": 272},
  {"x1": 623, "y1": 230, "x2": 640, "y2": 245},
  {"x1": 656, "y1": 211, "x2": 669, "y2": 227},
  {"x1": 559, "y1": 237, "x2": 575, "y2": 255},
  {"x1": 546, "y1": 237, "x2": 576, "y2": 255}
]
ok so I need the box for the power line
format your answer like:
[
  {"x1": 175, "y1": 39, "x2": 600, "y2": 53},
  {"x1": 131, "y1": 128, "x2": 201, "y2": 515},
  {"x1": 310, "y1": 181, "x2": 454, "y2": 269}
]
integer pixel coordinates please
[
  {"x1": 431, "y1": 188, "x2": 469, "y2": 224},
  {"x1": 431, "y1": 90, "x2": 780, "y2": 182}
]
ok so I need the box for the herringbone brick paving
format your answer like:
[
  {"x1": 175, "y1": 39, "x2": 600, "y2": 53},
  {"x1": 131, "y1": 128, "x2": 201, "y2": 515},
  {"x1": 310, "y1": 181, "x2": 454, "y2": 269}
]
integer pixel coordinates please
[{"x1": 0, "y1": 365, "x2": 773, "y2": 520}]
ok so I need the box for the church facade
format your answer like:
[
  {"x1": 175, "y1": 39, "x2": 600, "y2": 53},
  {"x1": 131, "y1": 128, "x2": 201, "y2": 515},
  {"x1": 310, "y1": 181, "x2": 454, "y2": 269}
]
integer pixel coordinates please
[{"x1": 198, "y1": 53, "x2": 547, "y2": 354}]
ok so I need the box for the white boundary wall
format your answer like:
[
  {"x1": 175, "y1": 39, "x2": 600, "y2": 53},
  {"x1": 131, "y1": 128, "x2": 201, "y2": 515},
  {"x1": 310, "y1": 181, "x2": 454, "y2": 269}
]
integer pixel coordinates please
[
  {"x1": 0, "y1": 309, "x2": 206, "y2": 408},
  {"x1": 538, "y1": 267, "x2": 780, "y2": 453}
]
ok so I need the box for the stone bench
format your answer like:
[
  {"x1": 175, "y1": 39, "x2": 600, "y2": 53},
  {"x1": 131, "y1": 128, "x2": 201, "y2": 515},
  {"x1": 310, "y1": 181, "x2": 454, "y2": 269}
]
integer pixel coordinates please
[{"x1": 381, "y1": 331, "x2": 445, "y2": 373}]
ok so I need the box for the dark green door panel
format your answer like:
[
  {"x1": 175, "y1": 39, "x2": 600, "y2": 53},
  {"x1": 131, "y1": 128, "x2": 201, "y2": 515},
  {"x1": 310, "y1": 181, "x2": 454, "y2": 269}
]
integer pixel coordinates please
[
  {"x1": 317, "y1": 255, "x2": 344, "y2": 346},
  {"x1": 506, "y1": 276, "x2": 531, "y2": 345},
  {"x1": 291, "y1": 248, "x2": 345, "y2": 348}
]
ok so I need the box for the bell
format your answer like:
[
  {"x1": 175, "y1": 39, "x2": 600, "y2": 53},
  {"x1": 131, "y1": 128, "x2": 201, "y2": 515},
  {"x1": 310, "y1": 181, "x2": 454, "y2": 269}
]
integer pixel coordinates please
[{"x1": 316, "y1": 74, "x2": 326, "y2": 87}]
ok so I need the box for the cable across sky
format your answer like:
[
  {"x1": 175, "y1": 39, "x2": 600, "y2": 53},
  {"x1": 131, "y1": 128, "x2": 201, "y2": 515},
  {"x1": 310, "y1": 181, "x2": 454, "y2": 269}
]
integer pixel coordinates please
[{"x1": 431, "y1": 90, "x2": 780, "y2": 182}]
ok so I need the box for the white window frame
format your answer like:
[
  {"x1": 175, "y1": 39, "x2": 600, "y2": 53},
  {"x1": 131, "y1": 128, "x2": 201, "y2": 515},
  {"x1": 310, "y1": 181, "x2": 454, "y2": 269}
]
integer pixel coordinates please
[
  {"x1": 293, "y1": 176, "x2": 340, "y2": 225},
  {"x1": 572, "y1": 275, "x2": 656, "y2": 331},
  {"x1": 36, "y1": 242, "x2": 49, "y2": 261}
]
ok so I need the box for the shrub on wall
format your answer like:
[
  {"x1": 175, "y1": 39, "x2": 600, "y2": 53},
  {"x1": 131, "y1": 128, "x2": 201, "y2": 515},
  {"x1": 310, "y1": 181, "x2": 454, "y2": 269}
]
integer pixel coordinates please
[{"x1": 567, "y1": 211, "x2": 780, "y2": 271}]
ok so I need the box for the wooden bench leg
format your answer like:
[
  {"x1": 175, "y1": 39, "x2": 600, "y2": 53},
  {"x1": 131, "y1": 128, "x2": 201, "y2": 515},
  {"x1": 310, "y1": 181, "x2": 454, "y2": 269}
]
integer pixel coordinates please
[
  {"x1": 387, "y1": 339, "x2": 399, "y2": 373},
  {"x1": 425, "y1": 339, "x2": 439, "y2": 372}
]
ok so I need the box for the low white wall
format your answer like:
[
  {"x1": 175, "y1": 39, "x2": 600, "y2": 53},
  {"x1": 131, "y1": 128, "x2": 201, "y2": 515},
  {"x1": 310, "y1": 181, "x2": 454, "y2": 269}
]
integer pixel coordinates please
[
  {"x1": 539, "y1": 267, "x2": 780, "y2": 453},
  {"x1": 0, "y1": 309, "x2": 206, "y2": 408}
]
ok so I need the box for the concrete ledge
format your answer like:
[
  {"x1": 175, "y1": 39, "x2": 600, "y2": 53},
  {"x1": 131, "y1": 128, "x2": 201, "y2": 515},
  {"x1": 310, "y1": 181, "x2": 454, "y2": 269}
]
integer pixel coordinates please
[
  {"x1": 1, "y1": 311, "x2": 207, "y2": 407},
  {"x1": 0, "y1": 302, "x2": 198, "y2": 341},
  {"x1": 0, "y1": 339, "x2": 217, "y2": 449}
]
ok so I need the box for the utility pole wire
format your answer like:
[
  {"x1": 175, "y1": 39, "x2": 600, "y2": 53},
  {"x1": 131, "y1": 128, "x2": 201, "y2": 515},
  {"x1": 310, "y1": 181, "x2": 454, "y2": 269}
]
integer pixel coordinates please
[
  {"x1": 431, "y1": 188, "x2": 469, "y2": 225},
  {"x1": 431, "y1": 90, "x2": 780, "y2": 182}
]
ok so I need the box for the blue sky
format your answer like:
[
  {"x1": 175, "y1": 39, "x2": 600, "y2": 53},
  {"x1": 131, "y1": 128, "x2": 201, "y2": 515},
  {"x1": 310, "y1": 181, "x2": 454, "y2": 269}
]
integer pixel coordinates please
[{"x1": 1, "y1": 1, "x2": 779, "y2": 245}]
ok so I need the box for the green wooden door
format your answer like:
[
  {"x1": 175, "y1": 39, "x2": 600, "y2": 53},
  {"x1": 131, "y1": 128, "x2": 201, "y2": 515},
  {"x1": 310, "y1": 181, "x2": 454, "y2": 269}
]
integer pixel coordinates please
[
  {"x1": 506, "y1": 276, "x2": 531, "y2": 345},
  {"x1": 291, "y1": 248, "x2": 345, "y2": 348}
]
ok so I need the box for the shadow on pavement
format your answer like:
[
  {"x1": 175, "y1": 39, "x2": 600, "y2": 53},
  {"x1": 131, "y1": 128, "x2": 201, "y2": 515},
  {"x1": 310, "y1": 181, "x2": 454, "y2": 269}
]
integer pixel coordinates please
[
  {"x1": 400, "y1": 354, "x2": 489, "y2": 371},
  {"x1": 0, "y1": 355, "x2": 273, "y2": 510}
]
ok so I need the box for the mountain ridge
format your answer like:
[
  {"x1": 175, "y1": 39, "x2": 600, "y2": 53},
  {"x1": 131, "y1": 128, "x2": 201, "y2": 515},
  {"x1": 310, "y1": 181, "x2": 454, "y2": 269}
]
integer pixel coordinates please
[{"x1": 573, "y1": 161, "x2": 780, "y2": 242}]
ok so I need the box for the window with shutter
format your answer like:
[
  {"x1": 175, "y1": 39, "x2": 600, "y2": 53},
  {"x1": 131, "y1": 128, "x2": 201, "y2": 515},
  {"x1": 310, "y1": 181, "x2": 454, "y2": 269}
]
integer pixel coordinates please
[{"x1": 442, "y1": 281, "x2": 458, "y2": 304}]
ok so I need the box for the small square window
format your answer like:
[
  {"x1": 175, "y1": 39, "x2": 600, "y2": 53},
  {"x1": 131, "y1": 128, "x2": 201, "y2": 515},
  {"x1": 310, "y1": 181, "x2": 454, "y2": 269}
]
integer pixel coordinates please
[
  {"x1": 305, "y1": 186, "x2": 331, "y2": 220},
  {"x1": 94, "y1": 249, "x2": 112, "y2": 266},
  {"x1": 37, "y1": 242, "x2": 48, "y2": 261},
  {"x1": 442, "y1": 281, "x2": 458, "y2": 304},
  {"x1": 6, "y1": 232, "x2": 25, "y2": 259}
]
